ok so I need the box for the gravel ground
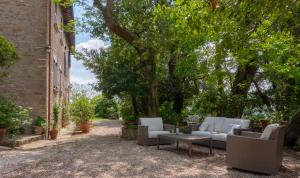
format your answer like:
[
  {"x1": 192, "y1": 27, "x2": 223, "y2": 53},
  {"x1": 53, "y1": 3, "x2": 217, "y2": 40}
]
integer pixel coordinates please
[{"x1": 0, "y1": 120, "x2": 299, "y2": 178}]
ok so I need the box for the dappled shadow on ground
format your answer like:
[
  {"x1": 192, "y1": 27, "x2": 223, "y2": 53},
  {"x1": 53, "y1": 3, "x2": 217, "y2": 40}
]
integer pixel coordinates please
[{"x1": 0, "y1": 121, "x2": 299, "y2": 178}]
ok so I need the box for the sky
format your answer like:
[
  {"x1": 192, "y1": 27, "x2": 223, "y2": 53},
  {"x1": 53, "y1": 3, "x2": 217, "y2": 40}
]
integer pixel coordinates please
[{"x1": 70, "y1": 1, "x2": 102, "y2": 85}]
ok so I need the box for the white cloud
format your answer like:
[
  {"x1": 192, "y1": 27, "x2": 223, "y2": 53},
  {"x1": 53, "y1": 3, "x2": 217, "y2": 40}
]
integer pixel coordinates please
[
  {"x1": 76, "y1": 39, "x2": 105, "y2": 52},
  {"x1": 70, "y1": 38, "x2": 105, "y2": 85},
  {"x1": 70, "y1": 56, "x2": 97, "y2": 85}
]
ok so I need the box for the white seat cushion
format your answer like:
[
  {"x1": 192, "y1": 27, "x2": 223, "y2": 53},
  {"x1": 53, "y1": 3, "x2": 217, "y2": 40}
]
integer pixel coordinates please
[
  {"x1": 140, "y1": 117, "x2": 164, "y2": 131},
  {"x1": 211, "y1": 133, "x2": 227, "y2": 142},
  {"x1": 260, "y1": 124, "x2": 279, "y2": 140},
  {"x1": 148, "y1": 131, "x2": 170, "y2": 138},
  {"x1": 191, "y1": 131, "x2": 213, "y2": 138}
]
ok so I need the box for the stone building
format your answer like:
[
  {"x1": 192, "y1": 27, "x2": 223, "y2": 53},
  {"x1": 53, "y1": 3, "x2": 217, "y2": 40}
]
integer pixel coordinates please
[{"x1": 0, "y1": 0, "x2": 75, "y2": 135}]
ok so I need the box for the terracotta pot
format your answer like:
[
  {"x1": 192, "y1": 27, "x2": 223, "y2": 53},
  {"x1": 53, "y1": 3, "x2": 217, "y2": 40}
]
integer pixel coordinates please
[
  {"x1": 0, "y1": 128, "x2": 7, "y2": 142},
  {"x1": 280, "y1": 120, "x2": 288, "y2": 126},
  {"x1": 33, "y1": 126, "x2": 44, "y2": 135},
  {"x1": 260, "y1": 119, "x2": 271, "y2": 129},
  {"x1": 49, "y1": 130, "x2": 58, "y2": 140},
  {"x1": 80, "y1": 122, "x2": 91, "y2": 133}
]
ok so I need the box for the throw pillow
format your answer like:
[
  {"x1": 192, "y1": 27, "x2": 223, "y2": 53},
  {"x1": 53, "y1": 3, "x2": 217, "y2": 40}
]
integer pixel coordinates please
[
  {"x1": 228, "y1": 124, "x2": 241, "y2": 135},
  {"x1": 260, "y1": 124, "x2": 279, "y2": 140},
  {"x1": 199, "y1": 122, "x2": 209, "y2": 131}
]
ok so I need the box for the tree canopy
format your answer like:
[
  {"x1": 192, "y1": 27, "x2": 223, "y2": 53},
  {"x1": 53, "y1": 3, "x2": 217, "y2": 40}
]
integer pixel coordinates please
[{"x1": 74, "y1": 0, "x2": 300, "y2": 144}]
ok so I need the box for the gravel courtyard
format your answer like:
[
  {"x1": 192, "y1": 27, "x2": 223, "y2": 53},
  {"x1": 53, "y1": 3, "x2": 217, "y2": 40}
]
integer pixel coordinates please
[{"x1": 0, "y1": 120, "x2": 299, "y2": 178}]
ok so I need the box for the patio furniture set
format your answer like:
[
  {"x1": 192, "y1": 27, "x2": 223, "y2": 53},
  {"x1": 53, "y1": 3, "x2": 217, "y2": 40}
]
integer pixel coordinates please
[{"x1": 137, "y1": 117, "x2": 286, "y2": 175}]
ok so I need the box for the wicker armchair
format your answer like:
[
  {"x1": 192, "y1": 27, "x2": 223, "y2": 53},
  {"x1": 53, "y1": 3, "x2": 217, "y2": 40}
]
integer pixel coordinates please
[
  {"x1": 226, "y1": 126, "x2": 286, "y2": 175},
  {"x1": 137, "y1": 117, "x2": 174, "y2": 146}
]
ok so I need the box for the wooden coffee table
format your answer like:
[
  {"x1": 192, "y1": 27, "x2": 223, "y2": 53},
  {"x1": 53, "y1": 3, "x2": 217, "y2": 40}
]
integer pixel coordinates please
[{"x1": 157, "y1": 134, "x2": 212, "y2": 157}]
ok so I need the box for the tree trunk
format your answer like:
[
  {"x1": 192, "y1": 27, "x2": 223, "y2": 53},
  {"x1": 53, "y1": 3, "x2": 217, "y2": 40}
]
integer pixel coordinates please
[
  {"x1": 130, "y1": 94, "x2": 139, "y2": 119},
  {"x1": 285, "y1": 109, "x2": 300, "y2": 146},
  {"x1": 229, "y1": 62, "x2": 258, "y2": 117},
  {"x1": 168, "y1": 55, "x2": 184, "y2": 114},
  {"x1": 139, "y1": 49, "x2": 159, "y2": 117}
]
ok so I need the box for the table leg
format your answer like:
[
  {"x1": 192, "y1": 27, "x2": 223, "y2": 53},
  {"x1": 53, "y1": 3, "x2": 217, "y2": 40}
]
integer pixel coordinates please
[
  {"x1": 189, "y1": 142, "x2": 192, "y2": 157},
  {"x1": 157, "y1": 137, "x2": 160, "y2": 150},
  {"x1": 209, "y1": 139, "x2": 213, "y2": 155},
  {"x1": 176, "y1": 140, "x2": 179, "y2": 151}
]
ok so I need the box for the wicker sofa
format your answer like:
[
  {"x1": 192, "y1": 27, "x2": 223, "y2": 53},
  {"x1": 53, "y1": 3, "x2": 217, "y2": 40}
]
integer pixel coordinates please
[
  {"x1": 226, "y1": 125, "x2": 286, "y2": 175},
  {"x1": 190, "y1": 117, "x2": 251, "y2": 149},
  {"x1": 137, "y1": 117, "x2": 175, "y2": 146}
]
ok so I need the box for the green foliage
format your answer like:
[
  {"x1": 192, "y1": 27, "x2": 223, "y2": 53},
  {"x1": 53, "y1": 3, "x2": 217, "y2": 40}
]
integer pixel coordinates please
[
  {"x1": 34, "y1": 116, "x2": 47, "y2": 128},
  {"x1": 120, "y1": 101, "x2": 136, "y2": 124},
  {"x1": 0, "y1": 96, "x2": 31, "y2": 135},
  {"x1": 77, "y1": 0, "x2": 300, "y2": 125},
  {"x1": 160, "y1": 101, "x2": 184, "y2": 125},
  {"x1": 92, "y1": 95, "x2": 119, "y2": 120},
  {"x1": 52, "y1": 103, "x2": 60, "y2": 130},
  {"x1": 52, "y1": 0, "x2": 75, "y2": 7},
  {"x1": 126, "y1": 125, "x2": 138, "y2": 129},
  {"x1": 70, "y1": 95, "x2": 93, "y2": 125},
  {"x1": 0, "y1": 36, "x2": 20, "y2": 78}
]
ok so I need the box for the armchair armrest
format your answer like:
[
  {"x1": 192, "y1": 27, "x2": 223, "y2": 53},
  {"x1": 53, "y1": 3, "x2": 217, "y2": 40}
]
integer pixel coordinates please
[
  {"x1": 138, "y1": 125, "x2": 148, "y2": 146},
  {"x1": 233, "y1": 128, "x2": 252, "y2": 135},
  {"x1": 163, "y1": 124, "x2": 175, "y2": 132},
  {"x1": 241, "y1": 131, "x2": 262, "y2": 138}
]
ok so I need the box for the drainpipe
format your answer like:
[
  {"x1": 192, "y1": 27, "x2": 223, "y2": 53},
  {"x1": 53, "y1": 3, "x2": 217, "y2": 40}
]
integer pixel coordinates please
[{"x1": 47, "y1": 0, "x2": 52, "y2": 139}]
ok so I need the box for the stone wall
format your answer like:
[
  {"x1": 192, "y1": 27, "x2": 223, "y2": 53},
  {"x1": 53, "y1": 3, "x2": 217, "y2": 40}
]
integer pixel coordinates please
[
  {"x1": 50, "y1": 2, "x2": 71, "y2": 129},
  {"x1": 0, "y1": 0, "x2": 71, "y2": 130},
  {"x1": 0, "y1": 0, "x2": 48, "y2": 120}
]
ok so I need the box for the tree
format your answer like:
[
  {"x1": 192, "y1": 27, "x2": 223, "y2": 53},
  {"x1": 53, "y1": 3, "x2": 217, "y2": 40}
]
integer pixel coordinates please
[
  {"x1": 0, "y1": 36, "x2": 19, "y2": 78},
  {"x1": 91, "y1": 0, "x2": 161, "y2": 116}
]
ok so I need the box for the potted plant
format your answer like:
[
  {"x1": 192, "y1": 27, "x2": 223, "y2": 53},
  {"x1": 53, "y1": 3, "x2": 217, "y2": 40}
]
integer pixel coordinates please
[
  {"x1": 0, "y1": 96, "x2": 30, "y2": 141},
  {"x1": 33, "y1": 116, "x2": 46, "y2": 135},
  {"x1": 121, "y1": 115, "x2": 138, "y2": 140},
  {"x1": 70, "y1": 95, "x2": 93, "y2": 133},
  {"x1": 0, "y1": 126, "x2": 7, "y2": 142},
  {"x1": 260, "y1": 118, "x2": 271, "y2": 129},
  {"x1": 49, "y1": 103, "x2": 59, "y2": 140}
]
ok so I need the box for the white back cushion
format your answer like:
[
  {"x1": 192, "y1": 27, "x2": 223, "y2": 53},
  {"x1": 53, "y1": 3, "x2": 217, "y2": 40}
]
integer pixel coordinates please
[
  {"x1": 199, "y1": 122, "x2": 209, "y2": 131},
  {"x1": 213, "y1": 117, "x2": 226, "y2": 132},
  {"x1": 222, "y1": 119, "x2": 237, "y2": 133},
  {"x1": 228, "y1": 124, "x2": 241, "y2": 135},
  {"x1": 260, "y1": 124, "x2": 279, "y2": 140},
  {"x1": 231, "y1": 118, "x2": 250, "y2": 129},
  {"x1": 202, "y1": 117, "x2": 216, "y2": 132},
  {"x1": 140, "y1": 117, "x2": 163, "y2": 131},
  {"x1": 222, "y1": 118, "x2": 250, "y2": 133}
]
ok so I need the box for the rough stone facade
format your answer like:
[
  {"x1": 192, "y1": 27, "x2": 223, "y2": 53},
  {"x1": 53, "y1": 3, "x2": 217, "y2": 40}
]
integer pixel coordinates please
[{"x1": 0, "y1": 0, "x2": 73, "y2": 132}]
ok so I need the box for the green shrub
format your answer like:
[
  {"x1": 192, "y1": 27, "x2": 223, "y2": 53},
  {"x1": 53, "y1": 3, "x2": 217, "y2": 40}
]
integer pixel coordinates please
[
  {"x1": 120, "y1": 103, "x2": 136, "y2": 124},
  {"x1": 52, "y1": 103, "x2": 60, "y2": 130},
  {"x1": 160, "y1": 101, "x2": 183, "y2": 125},
  {"x1": 0, "y1": 36, "x2": 20, "y2": 78},
  {"x1": 127, "y1": 125, "x2": 138, "y2": 129},
  {"x1": 34, "y1": 116, "x2": 47, "y2": 128},
  {"x1": 93, "y1": 96, "x2": 119, "y2": 120},
  {"x1": 70, "y1": 95, "x2": 93, "y2": 125},
  {"x1": 0, "y1": 95, "x2": 31, "y2": 134}
]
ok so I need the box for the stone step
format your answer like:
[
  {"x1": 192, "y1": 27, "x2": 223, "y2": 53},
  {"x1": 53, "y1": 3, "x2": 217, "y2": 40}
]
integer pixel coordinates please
[{"x1": 0, "y1": 134, "x2": 44, "y2": 148}]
